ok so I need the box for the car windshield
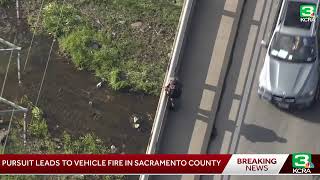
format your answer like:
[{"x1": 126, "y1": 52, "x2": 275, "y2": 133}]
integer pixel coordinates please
[{"x1": 269, "y1": 32, "x2": 316, "y2": 62}]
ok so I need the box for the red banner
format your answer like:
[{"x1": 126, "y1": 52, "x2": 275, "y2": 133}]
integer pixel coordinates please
[{"x1": 0, "y1": 154, "x2": 231, "y2": 174}]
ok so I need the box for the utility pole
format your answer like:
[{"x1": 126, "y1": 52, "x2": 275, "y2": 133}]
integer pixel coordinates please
[
  {"x1": 16, "y1": 0, "x2": 20, "y2": 20},
  {"x1": 0, "y1": 0, "x2": 28, "y2": 154},
  {"x1": 0, "y1": 34, "x2": 27, "y2": 151},
  {"x1": 0, "y1": 37, "x2": 22, "y2": 85},
  {"x1": 0, "y1": 97, "x2": 28, "y2": 151}
]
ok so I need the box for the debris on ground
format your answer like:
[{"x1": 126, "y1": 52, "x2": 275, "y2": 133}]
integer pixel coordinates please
[
  {"x1": 0, "y1": 129, "x2": 9, "y2": 143},
  {"x1": 134, "y1": 123, "x2": 140, "y2": 129},
  {"x1": 131, "y1": 21, "x2": 142, "y2": 28},
  {"x1": 133, "y1": 116, "x2": 139, "y2": 124},
  {"x1": 131, "y1": 114, "x2": 142, "y2": 130},
  {"x1": 53, "y1": 138, "x2": 60, "y2": 143},
  {"x1": 110, "y1": 144, "x2": 117, "y2": 153},
  {"x1": 96, "y1": 81, "x2": 103, "y2": 88}
]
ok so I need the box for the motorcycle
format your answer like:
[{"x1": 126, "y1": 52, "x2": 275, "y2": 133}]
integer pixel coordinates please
[{"x1": 168, "y1": 97, "x2": 176, "y2": 110}]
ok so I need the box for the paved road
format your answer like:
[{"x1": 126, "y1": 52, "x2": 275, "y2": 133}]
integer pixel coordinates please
[
  {"x1": 203, "y1": 0, "x2": 320, "y2": 180},
  {"x1": 151, "y1": 0, "x2": 320, "y2": 179},
  {"x1": 151, "y1": 0, "x2": 244, "y2": 179},
  {"x1": 157, "y1": 0, "x2": 242, "y2": 155}
]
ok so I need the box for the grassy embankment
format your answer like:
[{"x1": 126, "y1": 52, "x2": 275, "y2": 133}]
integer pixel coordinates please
[
  {"x1": 0, "y1": 0, "x2": 11, "y2": 6},
  {"x1": 0, "y1": 1, "x2": 183, "y2": 179},
  {"x1": 24, "y1": 0, "x2": 183, "y2": 95}
]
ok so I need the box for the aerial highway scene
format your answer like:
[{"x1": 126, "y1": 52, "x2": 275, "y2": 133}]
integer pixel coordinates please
[
  {"x1": 150, "y1": 0, "x2": 320, "y2": 180},
  {"x1": 1, "y1": 0, "x2": 320, "y2": 179}
]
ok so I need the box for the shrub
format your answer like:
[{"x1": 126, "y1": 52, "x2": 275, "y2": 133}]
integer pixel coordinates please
[
  {"x1": 29, "y1": 107, "x2": 48, "y2": 138},
  {"x1": 92, "y1": 46, "x2": 120, "y2": 73},
  {"x1": 29, "y1": 0, "x2": 182, "y2": 95},
  {"x1": 108, "y1": 68, "x2": 129, "y2": 91},
  {"x1": 59, "y1": 28, "x2": 97, "y2": 69},
  {"x1": 80, "y1": 133, "x2": 106, "y2": 154},
  {"x1": 125, "y1": 61, "x2": 164, "y2": 95},
  {"x1": 31, "y1": 106, "x2": 42, "y2": 120},
  {"x1": 0, "y1": 0, "x2": 12, "y2": 6},
  {"x1": 42, "y1": 2, "x2": 86, "y2": 37},
  {"x1": 62, "y1": 131, "x2": 73, "y2": 154}
]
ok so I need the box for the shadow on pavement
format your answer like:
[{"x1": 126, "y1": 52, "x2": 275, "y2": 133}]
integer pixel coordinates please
[
  {"x1": 209, "y1": 121, "x2": 286, "y2": 154},
  {"x1": 240, "y1": 123, "x2": 287, "y2": 143},
  {"x1": 288, "y1": 102, "x2": 320, "y2": 124}
]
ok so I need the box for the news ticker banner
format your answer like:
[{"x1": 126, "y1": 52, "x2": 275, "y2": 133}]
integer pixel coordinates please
[{"x1": 0, "y1": 153, "x2": 317, "y2": 174}]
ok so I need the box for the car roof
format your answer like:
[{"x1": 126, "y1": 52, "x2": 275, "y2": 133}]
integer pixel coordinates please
[{"x1": 279, "y1": 0, "x2": 319, "y2": 36}]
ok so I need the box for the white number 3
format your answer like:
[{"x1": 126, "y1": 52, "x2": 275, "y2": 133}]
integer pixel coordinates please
[{"x1": 294, "y1": 154, "x2": 309, "y2": 167}]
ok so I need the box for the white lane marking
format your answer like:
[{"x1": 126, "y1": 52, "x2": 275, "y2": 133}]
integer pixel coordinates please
[
  {"x1": 188, "y1": 119, "x2": 208, "y2": 154},
  {"x1": 199, "y1": 89, "x2": 216, "y2": 111},
  {"x1": 235, "y1": 25, "x2": 258, "y2": 96},
  {"x1": 229, "y1": 0, "x2": 272, "y2": 154},
  {"x1": 187, "y1": 90, "x2": 215, "y2": 154},
  {"x1": 184, "y1": 14, "x2": 234, "y2": 180},
  {"x1": 228, "y1": 99, "x2": 241, "y2": 121},
  {"x1": 206, "y1": 16, "x2": 234, "y2": 86},
  {"x1": 220, "y1": 131, "x2": 233, "y2": 153},
  {"x1": 224, "y1": 0, "x2": 239, "y2": 13},
  {"x1": 214, "y1": 175, "x2": 222, "y2": 180},
  {"x1": 253, "y1": 0, "x2": 265, "y2": 21}
]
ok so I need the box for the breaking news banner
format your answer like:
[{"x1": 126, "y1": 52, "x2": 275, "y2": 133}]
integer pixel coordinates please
[{"x1": 0, "y1": 153, "x2": 318, "y2": 175}]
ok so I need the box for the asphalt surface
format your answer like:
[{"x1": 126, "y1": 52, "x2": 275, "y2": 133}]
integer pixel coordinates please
[
  {"x1": 151, "y1": 0, "x2": 320, "y2": 179},
  {"x1": 156, "y1": 0, "x2": 241, "y2": 155},
  {"x1": 204, "y1": 0, "x2": 320, "y2": 180},
  {"x1": 151, "y1": 0, "x2": 243, "y2": 179}
]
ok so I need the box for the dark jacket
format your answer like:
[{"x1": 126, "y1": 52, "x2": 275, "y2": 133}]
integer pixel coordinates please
[{"x1": 166, "y1": 80, "x2": 182, "y2": 98}]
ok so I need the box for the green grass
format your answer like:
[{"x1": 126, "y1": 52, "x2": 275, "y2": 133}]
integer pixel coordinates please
[
  {"x1": 0, "y1": 0, "x2": 12, "y2": 6},
  {"x1": 41, "y1": 2, "x2": 88, "y2": 38},
  {"x1": 2, "y1": 97, "x2": 126, "y2": 180},
  {"x1": 6, "y1": 96, "x2": 110, "y2": 154},
  {"x1": 24, "y1": 0, "x2": 182, "y2": 95}
]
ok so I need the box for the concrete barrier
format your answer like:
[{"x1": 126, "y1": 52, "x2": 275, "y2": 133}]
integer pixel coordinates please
[{"x1": 139, "y1": 0, "x2": 196, "y2": 179}]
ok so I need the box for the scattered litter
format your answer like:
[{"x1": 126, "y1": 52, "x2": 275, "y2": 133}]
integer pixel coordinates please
[
  {"x1": 111, "y1": 145, "x2": 117, "y2": 153},
  {"x1": 133, "y1": 116, "x2": 139, "y2": 124},
  {"x1": 96, "y1": 82, "x2": 103, "y2": 88},
  {"x1": 134, "y1": 123, "x2": 140, "y2": 129},
  {"x1": 53, "y1": 138, "x2": 60, "y2": 142},
  {"x1": 0, "y1": 129, "x2": 8, "y2": 143},
  {"x1": 131, "y1": 21, "x2": 142, "y2": 28}
]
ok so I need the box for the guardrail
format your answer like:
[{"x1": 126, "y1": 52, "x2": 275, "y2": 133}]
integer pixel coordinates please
[{"x1": 139, "y1": 0, "x2": 196, "y2": 179}]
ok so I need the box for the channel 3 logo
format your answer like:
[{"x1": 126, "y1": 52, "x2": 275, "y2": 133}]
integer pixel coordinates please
[
  {"x1": 292, "y1": 152, "x2": 315, "y2": 168},
  {"x1": 300, "y1": 4, "x2": 317, "y2": 22},
  {"x1": 300, "y1": 4, "x2": 317, "y2": 18}
]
